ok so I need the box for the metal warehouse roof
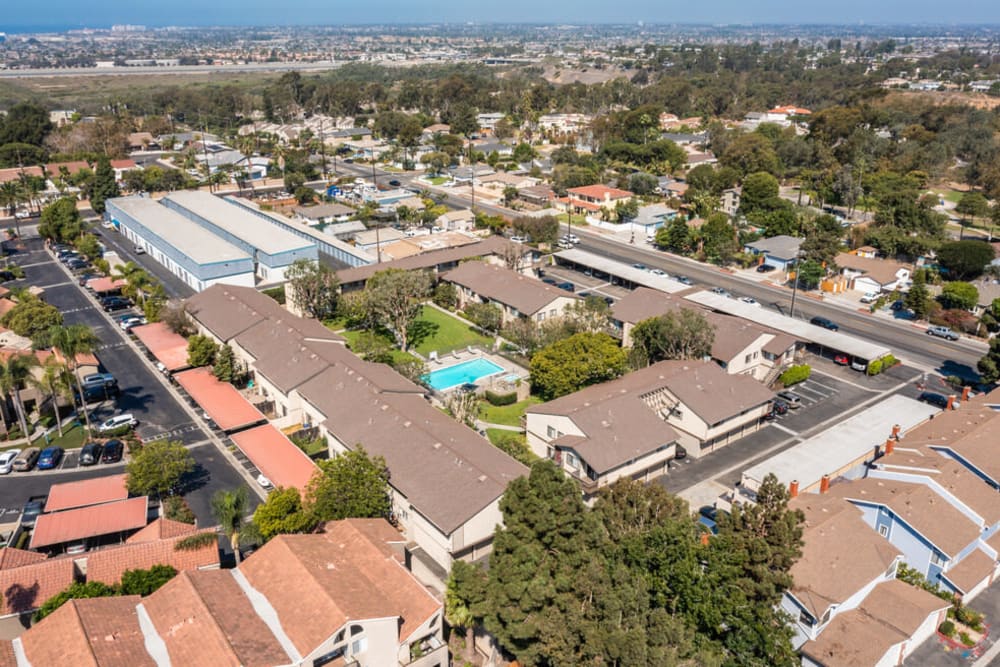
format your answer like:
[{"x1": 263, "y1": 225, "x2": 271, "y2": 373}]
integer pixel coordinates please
[
  {"x1": 741, "y1": 395, "x2": 936, "y2": 492},
  {"x1": 110, "y1": 196, "x2": 251, "y2": 266},
  {"x1": 684, "y1": 290, "x2": 893, "y2": 361},
  {"x1": 553, "y1": 248, "x2": 691, "y2": 294},
  {"x1": 163, "y1": 190, "x2": 314, "y2": 255}
]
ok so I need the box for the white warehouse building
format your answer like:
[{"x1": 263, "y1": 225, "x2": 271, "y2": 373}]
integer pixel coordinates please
[
  {"x1": 106, "y1": 196, "x2": 256, "y2": 291},
  {"x1": 160, "y1": 190, "x2": 318, "y2": 283}
]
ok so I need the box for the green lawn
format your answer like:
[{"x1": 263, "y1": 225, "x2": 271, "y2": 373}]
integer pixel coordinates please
[
  {"x1": 39, "y1": 423, "x2": 88, "y2": 450},
  {"x1": 411, "y1": 306, "x2": 493, "y2": 356},
  {"x1": 479, "y1": 397, "x2": 541, "y2": 427},
  {"x1": 340, "y1": 328, "x2": 422, "y2": 365},
  {"x1": 485, "y1": 428, "x2": 537, "y2": 465},
  {"x1": 427, "y1": 176, "x2": 449, "y2": 185}
]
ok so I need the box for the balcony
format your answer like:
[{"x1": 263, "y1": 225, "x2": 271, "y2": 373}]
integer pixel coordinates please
[{"x1": 404, "y1": 634, "x2": 447, "y2": 667}]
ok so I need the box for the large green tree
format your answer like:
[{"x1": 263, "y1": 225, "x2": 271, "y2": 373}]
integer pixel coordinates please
[
  {"x1": 38, "y1": 197, "x2": 83, "y2": 243},
  {"x1": 0, "y1": 353, "x2": 39, "y2": 438},
  {"x1": 363, "y1": 269, "x2": 432, "y2": 351},
  {"x1": 285, "y1": 259, "x2": 340, "y2": 320},
  {"x1": 306, "y1": 446, "x2": 391, "y2": 522},
  {"x1": 977, "y1": 338, "x2": 1000, "y2": 383},
  {"x1": 1, "y1": 295, "x2": 62, "y2": 340},
  {"x1": 252, "y1": 486, "x2": 316, "y2": 540},
  {"x1": 529, "y1": 332, "x2": 628, "y2": 400},
  {"x1": 89, "y1": 155, "x2": 119, "y2": 215},
  {"x1": 630, "y1": 309, "x2": 716, "y2": 367},
  {"x1": 125, "y1": 440, "x2": 195, "y2": 498},
  {"x1": 938, "y1": 281, "x2": 979, "y2": 311},
  {"x1": 905, "y1": 269, "x2": 931, "y2": 320},
  {"x1": 936, "y1": 240, "x2": 995, "y2": 280}
]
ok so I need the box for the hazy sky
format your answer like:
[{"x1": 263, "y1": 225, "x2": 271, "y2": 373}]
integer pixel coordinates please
[{"x1": 3, "y1": 0, "x2": 999, "y2": 29}]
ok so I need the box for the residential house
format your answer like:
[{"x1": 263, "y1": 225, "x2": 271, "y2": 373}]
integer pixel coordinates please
[
  {"x1": 559, "y1": 184, "x2": 634, "y2": 217},
  {"x1": 720, "y1": 187, "x2": 741, "y2": 216},
  {"x1": 435, "y1": 208, "x2": 476, "y2": 232},
  {"x1": 835, "y1": 253, "x2": 912, "y2": 293},
  {"x1": 127, "y1": 131, "x2": 157, "y2": 151},
  {"x1": 536, "y1": 113, "x2": 592, "y2": 133},
  {"x1": 353, "y1": 226, "x2": 406, "y2": 252},
  {"x1": 744, "y1": 235, "x2": 804, "y2": 271},
  {"x1": 630, "y1": 203, "x2": 678, "y2": 237},
  {"x1": 474, "y1": 140, "x2": 512, "y2": 156},
  {"x1": 611, "y1": 287, "x2": 798, "y2": 381},
  {"x1": 517, "y1": 184, "x2": 556, "y2": 206},
  {"x1": 5, "y1": 520, "x2": 447, "y2": 667},
  {"x1": 527, "y1": 360, "x2": 775, "y2": 484},
  {"x1": 294, "y1": 202, "x2": 356, "y2": 224},
  {"x1": 477, "y1": 172, "x2": 539, "y2": 192},
  {"x1": 184, "y1": 284, "x2": 527, "y2": 586},
  {"x1": 443, "y1": 261, "x2": 580, "y2": 325}
]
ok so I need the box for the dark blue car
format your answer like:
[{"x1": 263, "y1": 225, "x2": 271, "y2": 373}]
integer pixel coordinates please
[{"x1": 37, "y1": 446, "x2": 63, "y2": 470}]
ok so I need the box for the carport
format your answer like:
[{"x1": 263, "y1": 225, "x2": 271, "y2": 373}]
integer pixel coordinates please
[
  {"x1": 684, "y1": 290, "x2": 892, "y2": 363},
  {"x1": 85, "y1": 277, "x2": 127, "y2": 295},
  {"x1": 31, "y1": 496, "x2": 149, "y2": 550},
  {"x1": 45, "y1": 474, "x2": 129, "y2": 512},
  {"x1": 553, "y1": 248, "x2": 691, "y2": 294},
  {"x1": 229, "y1": 424, "x2": 318, "y2": 491},
  {"x1": 174, "y1": 367, "x2": 266, "y2": 433},
  {"x1": 132, "y1": 322, "x2": 190, "y2": 372}
]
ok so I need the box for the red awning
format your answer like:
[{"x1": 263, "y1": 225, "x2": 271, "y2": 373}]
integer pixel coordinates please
[
  {"x1": 45, "y1": 474, "x2": 128, "y2": 512},
  {"x1": 132, "y1": 322, "x2": 189, "y2": 372},
  {"x1": 31, "y1": 497, "x2": 148, "y2": 549},
  {"x1": 230, "y1": 425, "x2": 318, "y2": 491},
  {"x1": 174, "y1": 367, "x2": 265, "y2": 432}
]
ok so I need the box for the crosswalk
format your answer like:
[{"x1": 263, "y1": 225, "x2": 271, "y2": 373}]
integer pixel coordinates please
[{"x1": 141, "y1": 422, "x2": 203, "y2": 443}]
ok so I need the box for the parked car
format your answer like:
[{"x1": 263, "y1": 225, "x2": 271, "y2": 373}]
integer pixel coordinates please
[
  {"x1": 120, "y1": 316, "x2": 147, "y2": 332},
  {"x1": 770, "y1": 399, "x2": 790, "y2": 417},
  {"x1": 0, "y1": 449, "x2": 20, "y2": 474},
  {"x1": 650, "y1": 269, "x2": 668, "y2": 277},
  {"x1": 833, "y1": 354, "x2": 849, "y2": 366},
  {"x1": 674, "y1": 275, "x2": 693, "y2": 285},
  {"x1": 739, "y1": 296, "x2": 760, "y2": 306},
  {"x1": 541, "y1": 277, "x2": 558, "y2": 286},
  {"x1": 97, "y1": 413, "x2": 137, "y2": 433},
  {"x1": 509, "y1": 235, "x2": 526, "y2": 243},
  {"x1": 20, "y1": 499, "x2": 44, "y2": 527},
  {"x1": 80, "y1": 442, "x2": 104, "y2": 466},
  {"x1": 0, "y1": 270, "x2": 17, "y2": 282},
  {"x1": 133, "y1": 246, "x2": 146, "y2": 255},
  {"x1": 83, "y1": 372, "x2": 117, "y2": 388},
  {"x1": 77, "y1": 272, "x2": 98, "y2": 286},
  {"x1": 860, "y1": 292, "x2": 879, "y2": 304},
  {"x1": 76, "y1": 383, "x2": 119, "y2": 404},
  {"x1": 556, "y1": 282, "x2": 575, "y2": 293},
  {"x1": 851, "y1": 358, "x2": 867, "y2": 372},
  {"x1": 632, "y1": 263, "x2": 647, "y2": 271},
  {"x1": 37, "y1": 446, "x2": 63, "y2": 470},
  {"x1": 926, "y1": 325, "x2": 960, "y2": 341},
  {"x1": 388, "y1": 179, "x2": 401, "y2": 186},
  {"x1": 66, "y1": 259, "x2": 90, "y2": 271},
  {"x1": 565, "y1": 234, "x2": 580, "y2": 244},
  {"x1": 810, "y1": 316, "x2": 839, "y2": 331},
  {"x1": 12, "y1": 447, "x2": 40, "y2": 472},
  {"x1": 101, "y1": 297, "x2": 132, "y2": 312},
  {"x1": 101, "y1": 439, "x2": 125, "y2": 463},
  {"x1": 756, "y1": 264, "x2": 776, "y2": 273},
  {"x1": 918, "y1": 392, "x2": 950, "y2": 409},
  {"x1": 710, "y1": 287, "x2": 731, "y2": 297},
  {"x1": 776, "y1": 391, "x2": 802, "y2": 408}
]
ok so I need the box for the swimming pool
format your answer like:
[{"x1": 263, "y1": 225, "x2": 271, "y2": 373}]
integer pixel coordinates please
[{"x1": 423, "y1": 358, "x2": 505, "y2": 391}]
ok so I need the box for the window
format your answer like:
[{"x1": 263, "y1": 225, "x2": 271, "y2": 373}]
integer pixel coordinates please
[
  {"x1": 351, "y1": 637, "x2": 368, "y2": 655},
  {"x1": 745, "y1": 354, "x2": 752, "y2": 363},
  {"x1": 537, "y1": 312, "x2": 545, "y2": 322},
  {"x1": 931, "y1": 552, "x2": 944, "y2": 566},
  {"x1": 547, "y1": 426, "x2": 557, "y2": 439},
  {"x1": 878, "y1": 524, "x2": 889, "y2": 537},
  {"x1": 350, "y1": 625, "x2": 364, "y2": 637},
  {"x1": 565, "y1": 452, "x2": 579, "y2": 470},
  {"x1": 798, "y1": 609, "x2": 814, "y2": 626}
]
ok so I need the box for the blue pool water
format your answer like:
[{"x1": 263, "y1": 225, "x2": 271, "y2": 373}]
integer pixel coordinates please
[{"x1": 423, "y1": 358, "x2": 505, "y2": 391}]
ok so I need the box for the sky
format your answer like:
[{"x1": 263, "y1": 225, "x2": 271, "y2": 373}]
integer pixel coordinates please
[{"x1": 2, "y1": 0, "x2": 999, "y2": 30}]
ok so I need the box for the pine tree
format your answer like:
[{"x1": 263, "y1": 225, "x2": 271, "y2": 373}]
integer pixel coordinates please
[
  {"x1": 213, "y1": 345, "x2": 236, "y2": 384},
  {"x1": 90, "y1": 156, "x2": 119, "y2": 216},
  {"x1": 906, "y1": 268, "x2": 930, "y2": 320}
]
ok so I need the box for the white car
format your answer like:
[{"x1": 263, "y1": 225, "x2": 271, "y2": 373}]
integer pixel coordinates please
[
  {"x1": 860, "y1": 292, "x2": 879, "y2": 304},
  {"x1": 650, "y1": 269, "x2": 668, "y2": 277},
  {"x1": 509, "y1": 236, "x2": 526, "y2": 243},
  {"x1": 739, "y1": 296, "x2": 760, "y2": 307},
  {"x1": 566, "y1": 234, "x2": 580, "y2": 244},
  {"x1": 98, "y1": 413, "x2": 138, "y2": 433},
  {"x1": 0, "y1": 449, "x2": 20, "y2": 475},
  {"x1": 119, "y1": 316, "x2": 146, "y2": 331}
]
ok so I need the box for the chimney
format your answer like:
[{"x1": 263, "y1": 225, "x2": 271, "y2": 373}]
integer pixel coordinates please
[
  {"x1": 947, "y1": 395, "x2": 955, "y2": 411},
  {"x1": 885, "y1": 438, "x2": 895, "y2": 456},
  {"x1": 789, "y1": 480, "x2": 799, "y2": 498},
  {"x1": 820, "y1": 475, "x2": 831, "y2": 494},
  {"x1": 962, "y1": 386, "x2": 970, "y2": 402},
  {"x1": 891, "y1": 424, "x2": 901, "y2": 439}
]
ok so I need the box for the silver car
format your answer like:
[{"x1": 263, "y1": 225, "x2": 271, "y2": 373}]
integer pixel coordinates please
[{"x1": 0, "y1": 449, "x2": 20, "y2": 475}]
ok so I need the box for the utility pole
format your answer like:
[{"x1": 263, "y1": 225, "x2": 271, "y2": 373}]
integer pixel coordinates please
[
  {"x1": 789, "y1": 247, "x2": 802, "y2": 319},
  {"x1": 371, "y1": 152, "x2": 381, "y2": 264},
  {"x1": 201, "y1": 122, "x2": 213, "y2": 193},
  {"x1": 318, "y1": 116, "x2": 328, "y2": 181}
]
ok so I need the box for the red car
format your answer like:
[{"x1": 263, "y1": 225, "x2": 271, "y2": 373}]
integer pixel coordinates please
[{"x1": 834, "y1": 354, "x2": 849, "y2": 366}]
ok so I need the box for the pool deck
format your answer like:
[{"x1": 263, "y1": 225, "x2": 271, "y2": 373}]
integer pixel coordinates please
[{"x1": 427, "y1": 348, "x2": 527, "y2": 394}]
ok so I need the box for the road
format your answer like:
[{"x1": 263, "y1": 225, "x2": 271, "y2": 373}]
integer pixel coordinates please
[
  {"x1": 0, "y1": 61, "x2": 344, "y2": 79},
  {"x1": 570, "y1": 231, "x2": 984, "y2": 377},
  {"x1": 0, "y1": 237, "x2": 250, "y2": 523}
]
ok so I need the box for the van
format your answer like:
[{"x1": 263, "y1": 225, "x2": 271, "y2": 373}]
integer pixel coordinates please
[
  {"x1": 97, "y1": 414, "x2": 137, "y2": 433},
  {"x1": 12, "y1": 447, "x2": 40, "y2": 472}
]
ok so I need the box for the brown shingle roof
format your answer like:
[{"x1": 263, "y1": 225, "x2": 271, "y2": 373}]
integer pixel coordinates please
[
  {"x1": 240, "y1": 520, "x2": 442, "y2": 655},
  {"x1": 651, "y1": 360, "x2": 774, "y2": 425},
  {"x1": 143, "y1": 570, "x2": 291, "y2": 667},
  {"x1": 943, "y1": 549, "x2": 996, "y2": 594},
  {"x1": 299, "y1": 368, "x2": 526, "y2": 533},
  {"x1": 20, "y1": 596, "x2": 155, "y2": 667},
  {"x1": 789, "y1": 494, "x2": 901, "y2": 618},
  {"x1": 335, "y1": 235, "x2": 515, "y2": 286},
  {"x1": 444, "y1": 261, "x2": 578, "y2": 315},
  {"x1": 835, "y1": 253, "x2": 912, "y2": 287}
]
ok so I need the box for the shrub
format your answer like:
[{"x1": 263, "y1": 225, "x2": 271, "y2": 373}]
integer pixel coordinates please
[
  {"x1": 779, "y1": 364, "x2": 811, "y2": 386},
  {"x1": 162, "y1": 496, "x2": 196, "y2": 524},
  {"x1": 881, "y1": 354, "x2": 898, "y2": 369},
  {"x1": 959, "y1": 631, "x2": 976, "y2": 647},
  {"x1": 955, "y1": 606, "x2": 984, "y2": 629},
  {"x1": 866, "y1": 359, "x2": 883, "y2": 376},
  {"x1": 485, "y1": 390, "x2": 517, "y2": 406},
  {"x1": 939, "y1": 620, "x2": 956, "y2": 637},
  {"x1": 174, "y1": 532, "x2": 217, "y2": 552}
]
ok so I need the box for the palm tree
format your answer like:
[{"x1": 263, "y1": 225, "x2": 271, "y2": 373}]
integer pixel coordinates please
[
  {"x1": 0, "y1": 353, "x2": 39, "y2": 439},
  {"x1": 29, "y1": 356, "x2": 72, "y2": 438},
  {"x1": 47, "y1": 324, "x2": 100, "y2": 430},
  {"x1": 112, "y1": 262, "x2": 154, "y2": 307},
  {"x1": 212, "y1": 487, "x2": 250, "y2": 564}
]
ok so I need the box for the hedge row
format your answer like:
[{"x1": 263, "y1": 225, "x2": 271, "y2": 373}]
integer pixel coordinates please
[
  {"x1": 780, "y1": 364, "x2": 811, "y2": 386},
  {"x1": 485, "y1": 390, "x2": 517, "y2": 406}
]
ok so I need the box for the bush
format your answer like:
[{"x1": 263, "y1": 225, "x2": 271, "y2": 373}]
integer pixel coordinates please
[
  {"x1": 939, "y1": 620, "x2": 956, "y2": 637},
  {"x1": 485, "y1": 390, "x2": 517, "y2": 406},
  {"x1": 955, "y1": 606, "x2": 984, "y2": 630},
  {"x1": 779, "y1": 364, "x2": 811, "y2": 386},
  {"x1": 162, "y1": 496, "x2": 196, "y2": 524},
  {"x1": 867, "y1": 359, "x2": 883, "y2": 376},
  {"x1": 881, "y1": 354, "x2": 898, "y2": 369},
  {"x1": 959, "y1": 631, "x2": 976, "y2": 647},
  {"x1": 262, "y1": 286, "x2": 286, "y2": 304}
]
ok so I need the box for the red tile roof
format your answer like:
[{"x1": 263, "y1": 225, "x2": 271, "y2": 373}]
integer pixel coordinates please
[
  {"x1": 566, "y1": 184, "x2": 633, "y2": 200},
  {"x1": 0, "y1": 553, "x2": 76, "y2": 615},
  {"x1": 229, "y1": 424, "x2": 318, "y2": 491},
  {"x1": 31, "y1": 497, "x2": 149, "y2": 549},
  {"x1": 131, "y1": 322, "x2": 190, "y2": 372},
  {"x1": 20, "y1": 595, "x2": 156, "y2": 667},
  {"x1": 126, "y1": 517, "x2": 200, "y2": 544},
  {"x1": 174, "y1": 367, "x2": 265, "y2": 432},
  {"x1": 0, "y1": 547, "x2": 48, "y2": 570},
  {"x1": 0, "y1": 641, "x2": 14, "y2": 667},
  {"x1": 45, "y1": 161, "x2": 91, "y2": 177},
  {"x1": 0, "y1": 166, "x2": 44, "y2": 183},
  {"x1": 110, "y1": 159, "x2": 138, "y2": 170},
  {"x1": 45, "y1": 474, "x2": 129, "y2": 512},
  {"x1": 85, "y1": 277, "x2": 128, "y2": 294},
  {"x1": 87, "y1": 524, "x2": 220, "y2": 586}
]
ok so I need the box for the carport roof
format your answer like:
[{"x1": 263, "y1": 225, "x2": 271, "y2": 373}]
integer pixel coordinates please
[
  {"x1": 31, "y1": 497, "x2": 149, "y2": 549},
  {"x1": 45, "y1": 474, "x2": 129, "y2": 512},
  {"x1": 684, "y1": 290, "x2": 893, "y2": 361},
  {"x1": 229, "y1": 425, "x2": 318, "y2": 491},
  {"x1": 132, "y1": 322, "x2": 190, "y2": 372},
  {"x1": 741, "y1": 395, "x2": 936, "y2": 491},
  {"x1": 554, "y1": 248, "x2": 691, "y2": 294},
  {"x1": 86, "y1": 277, "x2": 128, "y2": 293},
  {"x1": 174, "y1": 367, "x2": 265, "y2": 432}
]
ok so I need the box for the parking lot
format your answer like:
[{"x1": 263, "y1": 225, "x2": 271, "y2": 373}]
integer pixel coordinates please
[{"x1": 0, "y1": 237, "x2": 252, "y2": 523}]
